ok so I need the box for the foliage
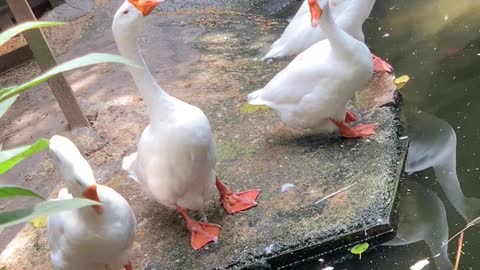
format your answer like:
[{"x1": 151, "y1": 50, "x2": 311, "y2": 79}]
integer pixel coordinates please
[
  {"x1": 0, "y1": 21, "x2": 139, "y2": 229},
  {"x1": 0, "y1": 139, "x2": 49, "y2": 174},
  {"x1": 0, "y1": 21, "x2": 63, "y2": 47},
  {"x1": 0, "y1": 53, "x2": 139, "y2": 103},
  {"x1": 351, "y1": 242, "x2": 369, "y2": 259},
  {"x1": 394, "y1": 75, "x2": 410, "y2": 90},
  {"x1": 0, "y1": 198, "x2": 101, "y2": 229},
  {"x1": 0, "y1": 185, "x2": 44, "y2": 199},
  {"x1": 0, "y1": 95, "x2": 17, "y2": 119}
]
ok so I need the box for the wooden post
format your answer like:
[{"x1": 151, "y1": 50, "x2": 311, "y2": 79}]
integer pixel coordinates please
[{"x1": 5, "y1": 0, "x2": 89, "y2": 128}]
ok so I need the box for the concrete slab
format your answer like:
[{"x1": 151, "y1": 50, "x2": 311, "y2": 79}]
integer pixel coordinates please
[{"x1": 0, "y1": 1, "x2": 406, "y2": 269}]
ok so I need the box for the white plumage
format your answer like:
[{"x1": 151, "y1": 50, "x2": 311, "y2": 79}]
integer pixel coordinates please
[
  {"x1": 113, "y1": 0, "x2": 217, "y2": 213},
  {"x1": 114, "y1": 0, "x2": 259, "y2": 250},
  {"x1": 47, "y1": 135, "x2": 136, "y2": 270},
  {"x1": 263, "y1": 0, "x2": 375, "y2": 59},
  {"x1": 250, "y1": 0, "x2": 375, "y2": 137},
  {"x1": 125, "y1": 101, "x2": 217, "y2": 211}
]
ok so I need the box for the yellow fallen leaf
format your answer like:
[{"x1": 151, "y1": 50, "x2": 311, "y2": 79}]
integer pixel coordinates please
[
  {"x1": 240, "y1": 103, "x2": 270, "y2": 114},
  {"x1": 30, "y1": 216, "x2": 47, "y2": 228},
  {"x1": 394, "y1": 75, "x2": 410, "y2": 90}
]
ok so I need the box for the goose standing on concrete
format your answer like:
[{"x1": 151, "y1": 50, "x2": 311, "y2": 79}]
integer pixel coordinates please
[
  {"x1": 113, "y1": 0, "x2": 260, "y2": 250},
  {"x1": 249, "y1": 0, "x2": 376, "y2": 138},
  {"x1": 47, "y1": 135, "x2": 136, "y2": 270},
  {"x1": 263, "y1": 0, "x2": 392, "y2": 73}
]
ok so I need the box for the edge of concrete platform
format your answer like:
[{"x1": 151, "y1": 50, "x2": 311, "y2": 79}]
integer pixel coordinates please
[{"x1": 237, "y1": 105, "x2": 409, "y2": 270}]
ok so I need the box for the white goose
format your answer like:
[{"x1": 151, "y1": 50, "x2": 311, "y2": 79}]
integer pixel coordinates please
[
  {"x1": 264, "y1": 0, "x2": 392, "y2": 73},
  {"x1": 47, "y1": 135, "x2": 136, "y2": 270},
  {"x1": 249, "y1": 0, "x2": 376, "y2": 138},
  {"x1": 113, "y1": 0, "x2": 260, "y2": 250}
]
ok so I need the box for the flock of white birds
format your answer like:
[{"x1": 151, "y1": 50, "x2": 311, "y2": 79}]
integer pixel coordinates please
[{"x1": 45, "y1": 0, "x2": 393, "y2": 269}]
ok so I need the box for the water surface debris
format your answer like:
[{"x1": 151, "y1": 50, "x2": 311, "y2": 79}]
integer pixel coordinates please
[
  {"x1": 314, "y1": 184, "x2": 355, "y2": 205},
  {"x1": 394, "y1": 75, "x2": 410, "y2": 90}
]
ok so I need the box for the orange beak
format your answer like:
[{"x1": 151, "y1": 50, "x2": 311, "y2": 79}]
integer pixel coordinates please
[
  {"x1": 308, "y1": 0, "x2": 323, "y2": 27},
  {"x1": 128, "y1": 0, "x2": 162, "y2": 16},
  {"x1": 83, "y1": 184, "x2": 103, "y2": 215}
]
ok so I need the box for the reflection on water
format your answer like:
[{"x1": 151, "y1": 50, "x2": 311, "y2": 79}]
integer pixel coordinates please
[
  {"x1": 383, "y1": 181, "x2": 451, "y2": 270},
  {"x1": 298, "y1": 112, "x2": 480, "y2": 269},
  {"x1": 382, "y1": 111, "x2": 480, "y2": 270},
  {"x1": 405, "y1": 112, "x2": 480, "y2": 223}
]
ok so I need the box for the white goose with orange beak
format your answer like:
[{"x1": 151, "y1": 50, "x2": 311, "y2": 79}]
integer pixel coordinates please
[
  {"x1": 47, "y1": 135, "x2": 136, "y2": 270},
  {"x1": 249, "y1": 0, "x2": 376, "y2": 138},
  {"x1": 264, "y1": 0, "x2": 392, "y2": 73},
  {"x1": 113, "y1": 0, "x2": 260, "y2": 250}
]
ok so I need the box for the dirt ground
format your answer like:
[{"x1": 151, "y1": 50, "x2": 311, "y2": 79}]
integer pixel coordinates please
[{"x1": 0, "y1": 0, "x2": 401, "y2": 269}]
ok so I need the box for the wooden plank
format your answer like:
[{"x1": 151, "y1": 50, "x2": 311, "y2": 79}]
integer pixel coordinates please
[
  {"x1": 0, "y1": 45, "x2": 33, "y2": 74},
  {"x1": 5, "y1": 0, "x2": 89, "y2": 128},
  {"x1": 0, "y1": 0, "x2": 48, "y2": 16}
]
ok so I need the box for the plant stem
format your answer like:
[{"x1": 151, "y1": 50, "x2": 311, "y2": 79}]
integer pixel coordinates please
[{"x1": 453, "y1": 232, "x2": 464, "y2": 270}]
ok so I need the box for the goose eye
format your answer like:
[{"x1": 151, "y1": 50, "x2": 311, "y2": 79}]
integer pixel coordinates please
[{"x1": 123, "y1": 9, "x2": 129, "y2": 14}]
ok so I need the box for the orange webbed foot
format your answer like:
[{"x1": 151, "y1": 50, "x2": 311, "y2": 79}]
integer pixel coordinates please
[
  {"x1": 215, "y1": 177, "x2": 261, "y2": 214},
  {"x1": 124, "y1": 261, "x2": 133, "y2": 270},
  {"x1": 177, "y1": 206, "x2": 220, "y2": 250},
  {"x1": 345, "y1": 111, "x2": 357, "y2": 123},
  {"x1": 331, "y1": 119, "x2": 377, "y2": 138},
  {"x1": 372, "y1": 54, "x2": 393, "y2": 73}
]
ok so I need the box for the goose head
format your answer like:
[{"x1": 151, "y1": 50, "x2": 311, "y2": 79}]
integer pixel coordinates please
[
  {"x1": 112, "y1": 0, "x2": 162, "y2": 42},
  {"x1": 49, "y1": 135, "x2": 103, "y2": 214}
]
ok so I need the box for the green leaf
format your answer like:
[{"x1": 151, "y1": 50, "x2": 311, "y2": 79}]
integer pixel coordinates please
[
  {"x1": 0, "y1": 21, "x2": 64, "y2": 47},
  {"x1": 0, "y1": 95, "x2": 18, "y2": 119},
  {"x1": 0, "y1": 185, "x2": 44, "y2": 200},
  {"x1": 0, "y1": 53, "x2": 142, "y2": 103},
  {"x1": 0, "y1": 198, "x2": 101, "y2": 229},
  {"x1": 351, "y1": 242, "x2": 369, "y2": 259},
  {"x1": 0, "y1": 139, "x2": 49, "y2": 175}
]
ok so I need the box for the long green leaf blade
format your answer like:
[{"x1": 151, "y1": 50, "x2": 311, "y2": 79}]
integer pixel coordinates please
[
  {"x1": 0, "y1": 139, "x2": 49, "y2": 175},
  {"x1": 0, "y1": 21, "x2": 64, "y2": 47},
  {"x1": 0, "y1": 198, "x2": 101, "y2": 229},
  {"x1": 0, "y1": 95, "x2": 18, "y2": 119},
  {"x1": 0, "y1": 53, "x2": 141, "y2": 103},
  {"x1": 0, "y1": 185, "x2": 44, "y2": 200}
]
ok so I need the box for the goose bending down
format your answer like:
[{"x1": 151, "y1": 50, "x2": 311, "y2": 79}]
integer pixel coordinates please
[
  {"x1": 47, "y1": 135, "x2": 136, "y2": 270},
  {"x1": 113, "y1": 0, "x2": 260, "y2": 250},
  {"x1": 263, "y1": 0, "x2": 392, "y2": 73},
  {"x1": 249, "y1": 0, "x2": 376, "y2": 138}
]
